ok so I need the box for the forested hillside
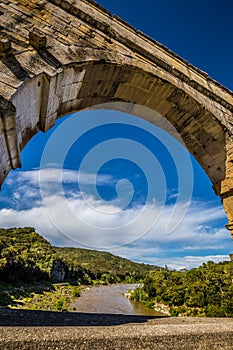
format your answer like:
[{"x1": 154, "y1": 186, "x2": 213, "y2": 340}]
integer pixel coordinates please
[
  {"x1": 3, "y1": 227, "x2": 233, "y2": 318},
  {"x1": 0, "y1": 227, "x2": 158, "y2": 285},
  {"x1": 130, "y1": 261, "x2": 233, "y2": 317},
  {"x1": 0, "y1": 227, "x2": 57, "y2": 283},
  {"x1": 55, "y1": 246, "x2": 157, "y2": 284}
]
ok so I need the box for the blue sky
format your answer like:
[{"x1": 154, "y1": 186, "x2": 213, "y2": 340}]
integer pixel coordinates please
[{"x1": 0, "y1": 0, "x2": 233, "y2": 269}]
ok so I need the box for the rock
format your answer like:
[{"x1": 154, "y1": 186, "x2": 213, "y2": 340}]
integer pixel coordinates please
[
  {"x1": 50, "y1": 260, "x2": 66, "y2": 283},
  {"x1": 153, "y1": 302, "x2": 170, "y2": 316}
]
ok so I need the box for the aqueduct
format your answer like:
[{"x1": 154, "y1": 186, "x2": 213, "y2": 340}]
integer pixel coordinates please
[{"x1": 1, "y1": 0, "x2": 233, "y2": 237}]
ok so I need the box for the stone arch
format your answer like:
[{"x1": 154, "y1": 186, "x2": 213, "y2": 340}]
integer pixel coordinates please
[
  {"x1": 3, "y1": 60, "x2": 231, "y2": 233},
  {"x1": 1, "y1": 0, "x2": 233, "y2": 238},
  {"x1": 10, "y1": 60, "x2": 227, "y2": 186}
]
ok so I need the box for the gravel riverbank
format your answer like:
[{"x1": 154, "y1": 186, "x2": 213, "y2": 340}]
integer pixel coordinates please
[{"x1": 0, "y1": 308, "x2": 233, "y2": 349}]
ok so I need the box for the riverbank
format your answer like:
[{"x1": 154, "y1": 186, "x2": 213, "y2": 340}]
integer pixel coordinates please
[
  {"x1": 2, "y1": 282, "x2": 156, "y2": 316},
  {"x1": 71, "y1": 283, "x2": 162, "y2": 316},
  {"x1": 0, "y1": 282, "x2": 81, "y2": 311},
  {"x1": 0, "y1": 315, "x2": 233, "y2": 349}
]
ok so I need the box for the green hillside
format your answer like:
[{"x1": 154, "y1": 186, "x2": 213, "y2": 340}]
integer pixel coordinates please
[
  {"x1": 130, "y1": 260, "x2": 233, "y2": 317},
  {"x1": 55, "y1": 246, "x2": 158, "y2": 283},
  {"x1": 0, "y1": 227, "x2": 159, "y2": 285},
  {"x1": 0, "y1": 227, "x2": 57, "y2": 283}
]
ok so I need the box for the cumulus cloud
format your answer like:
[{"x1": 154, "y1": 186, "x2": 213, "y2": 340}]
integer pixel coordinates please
[
  {"x1": 0, "y1": 169, "x2": 232, "y2": 269},
  {"x1": 6, "y1": 168, "x2": 113, "y2": 187}
]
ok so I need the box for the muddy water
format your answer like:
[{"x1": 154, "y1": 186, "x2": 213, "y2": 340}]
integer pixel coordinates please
[{"x1": 72, "y1": 284, "x2": 161, "y2": 316}]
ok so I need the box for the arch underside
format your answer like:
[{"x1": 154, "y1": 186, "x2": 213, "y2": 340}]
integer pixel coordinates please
[
  {"x1": 4, "y1": 59, "x2": 233, "y2": 239},
  {"x1": 10, "y1": 60, "x2": 226, "y2": 187}
]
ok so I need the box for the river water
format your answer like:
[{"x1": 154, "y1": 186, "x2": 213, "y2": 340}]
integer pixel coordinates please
[{"x1": 72, "y1": 284, "x2": 161, "y2": 316}]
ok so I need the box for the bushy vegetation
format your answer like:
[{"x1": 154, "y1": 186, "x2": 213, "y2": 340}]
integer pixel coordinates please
[
  {"x1": 130, "y1": 261, "x2": 233, "y2": 317},
  {"x1": 0, "y1": 227, "x2": 159, "y2": 308},
  {"x1": 0, "y1": 227, "x2": 57, "y2": 283},
  {"x1": 20, "y1": 284, "x2": 81, "y2": 312},
  {"x1": 55, "y1": 246, "x2": 158, "y2": 284},
  {"x1": 0, "y1": 227, "x2": 157, "y2": 286},
  {"x1": 5, "y1": 227, "x2": 232, "y2": 317}
]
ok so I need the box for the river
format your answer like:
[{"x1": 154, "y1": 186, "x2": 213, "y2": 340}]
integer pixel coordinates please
[{"x1": 72, "y1": 283, "x2": 162, "y2": 316}]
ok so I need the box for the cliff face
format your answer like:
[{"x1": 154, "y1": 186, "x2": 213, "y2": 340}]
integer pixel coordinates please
[{"x1": 50, "y1": 259, "x2": 66, "y2": 283}]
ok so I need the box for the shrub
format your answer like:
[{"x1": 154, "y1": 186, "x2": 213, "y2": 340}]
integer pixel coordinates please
[
  {"x1": 72, "y1": 287, "x2": 80, "y2": 298},
  {"x1": 56, "y1": 299, "x2": 64, "y2": 311}
]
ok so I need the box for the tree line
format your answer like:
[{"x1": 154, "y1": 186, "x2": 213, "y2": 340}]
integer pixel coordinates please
[
  {"x1": 130, "y1": 260, "x2": 233, "y2": 317},
  {"x1": 0, "y1": 227, "x2": 158, "y2": 286}
]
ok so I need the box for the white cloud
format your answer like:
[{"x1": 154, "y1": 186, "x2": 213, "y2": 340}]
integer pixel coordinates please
[
  {"x1": 152, "y1": 255, "x2": 231, "y2": 270},
  {"x1": 108, "y1": 244, "x2": 231, "y2": 270},
  {"x1": 0, "y1": 169, "x2": 232, "y2": 269},
  {"x1": 6, "y1": 168, "x2": 113, "y2": 186}
]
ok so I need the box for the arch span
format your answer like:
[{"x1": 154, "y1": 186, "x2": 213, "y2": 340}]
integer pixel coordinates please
[{"x1": 1, "y1": 0, "x2": 233, "y2": 237}]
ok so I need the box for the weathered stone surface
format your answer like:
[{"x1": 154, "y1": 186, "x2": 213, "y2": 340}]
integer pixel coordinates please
[
  {"x1": 50, "y1": 259, "x2": 66, "y2": 283},
  {"x1": 1, "y1": 316, "x2": 233, "y2": 349},
  {"x1": 0, "y1": 0, "x2": 233, "y2": 237}
]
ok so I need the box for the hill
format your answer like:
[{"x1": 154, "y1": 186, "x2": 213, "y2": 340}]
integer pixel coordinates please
[
  {"x1": 0, "y1": 227, "x2": 57, "y2": 283},
  {"x1": 55, "y1": 246, "x2": 158, "y2": 283},
  {"x1": 0, "y1": 227, "x2": 159, "y2": 285}
]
